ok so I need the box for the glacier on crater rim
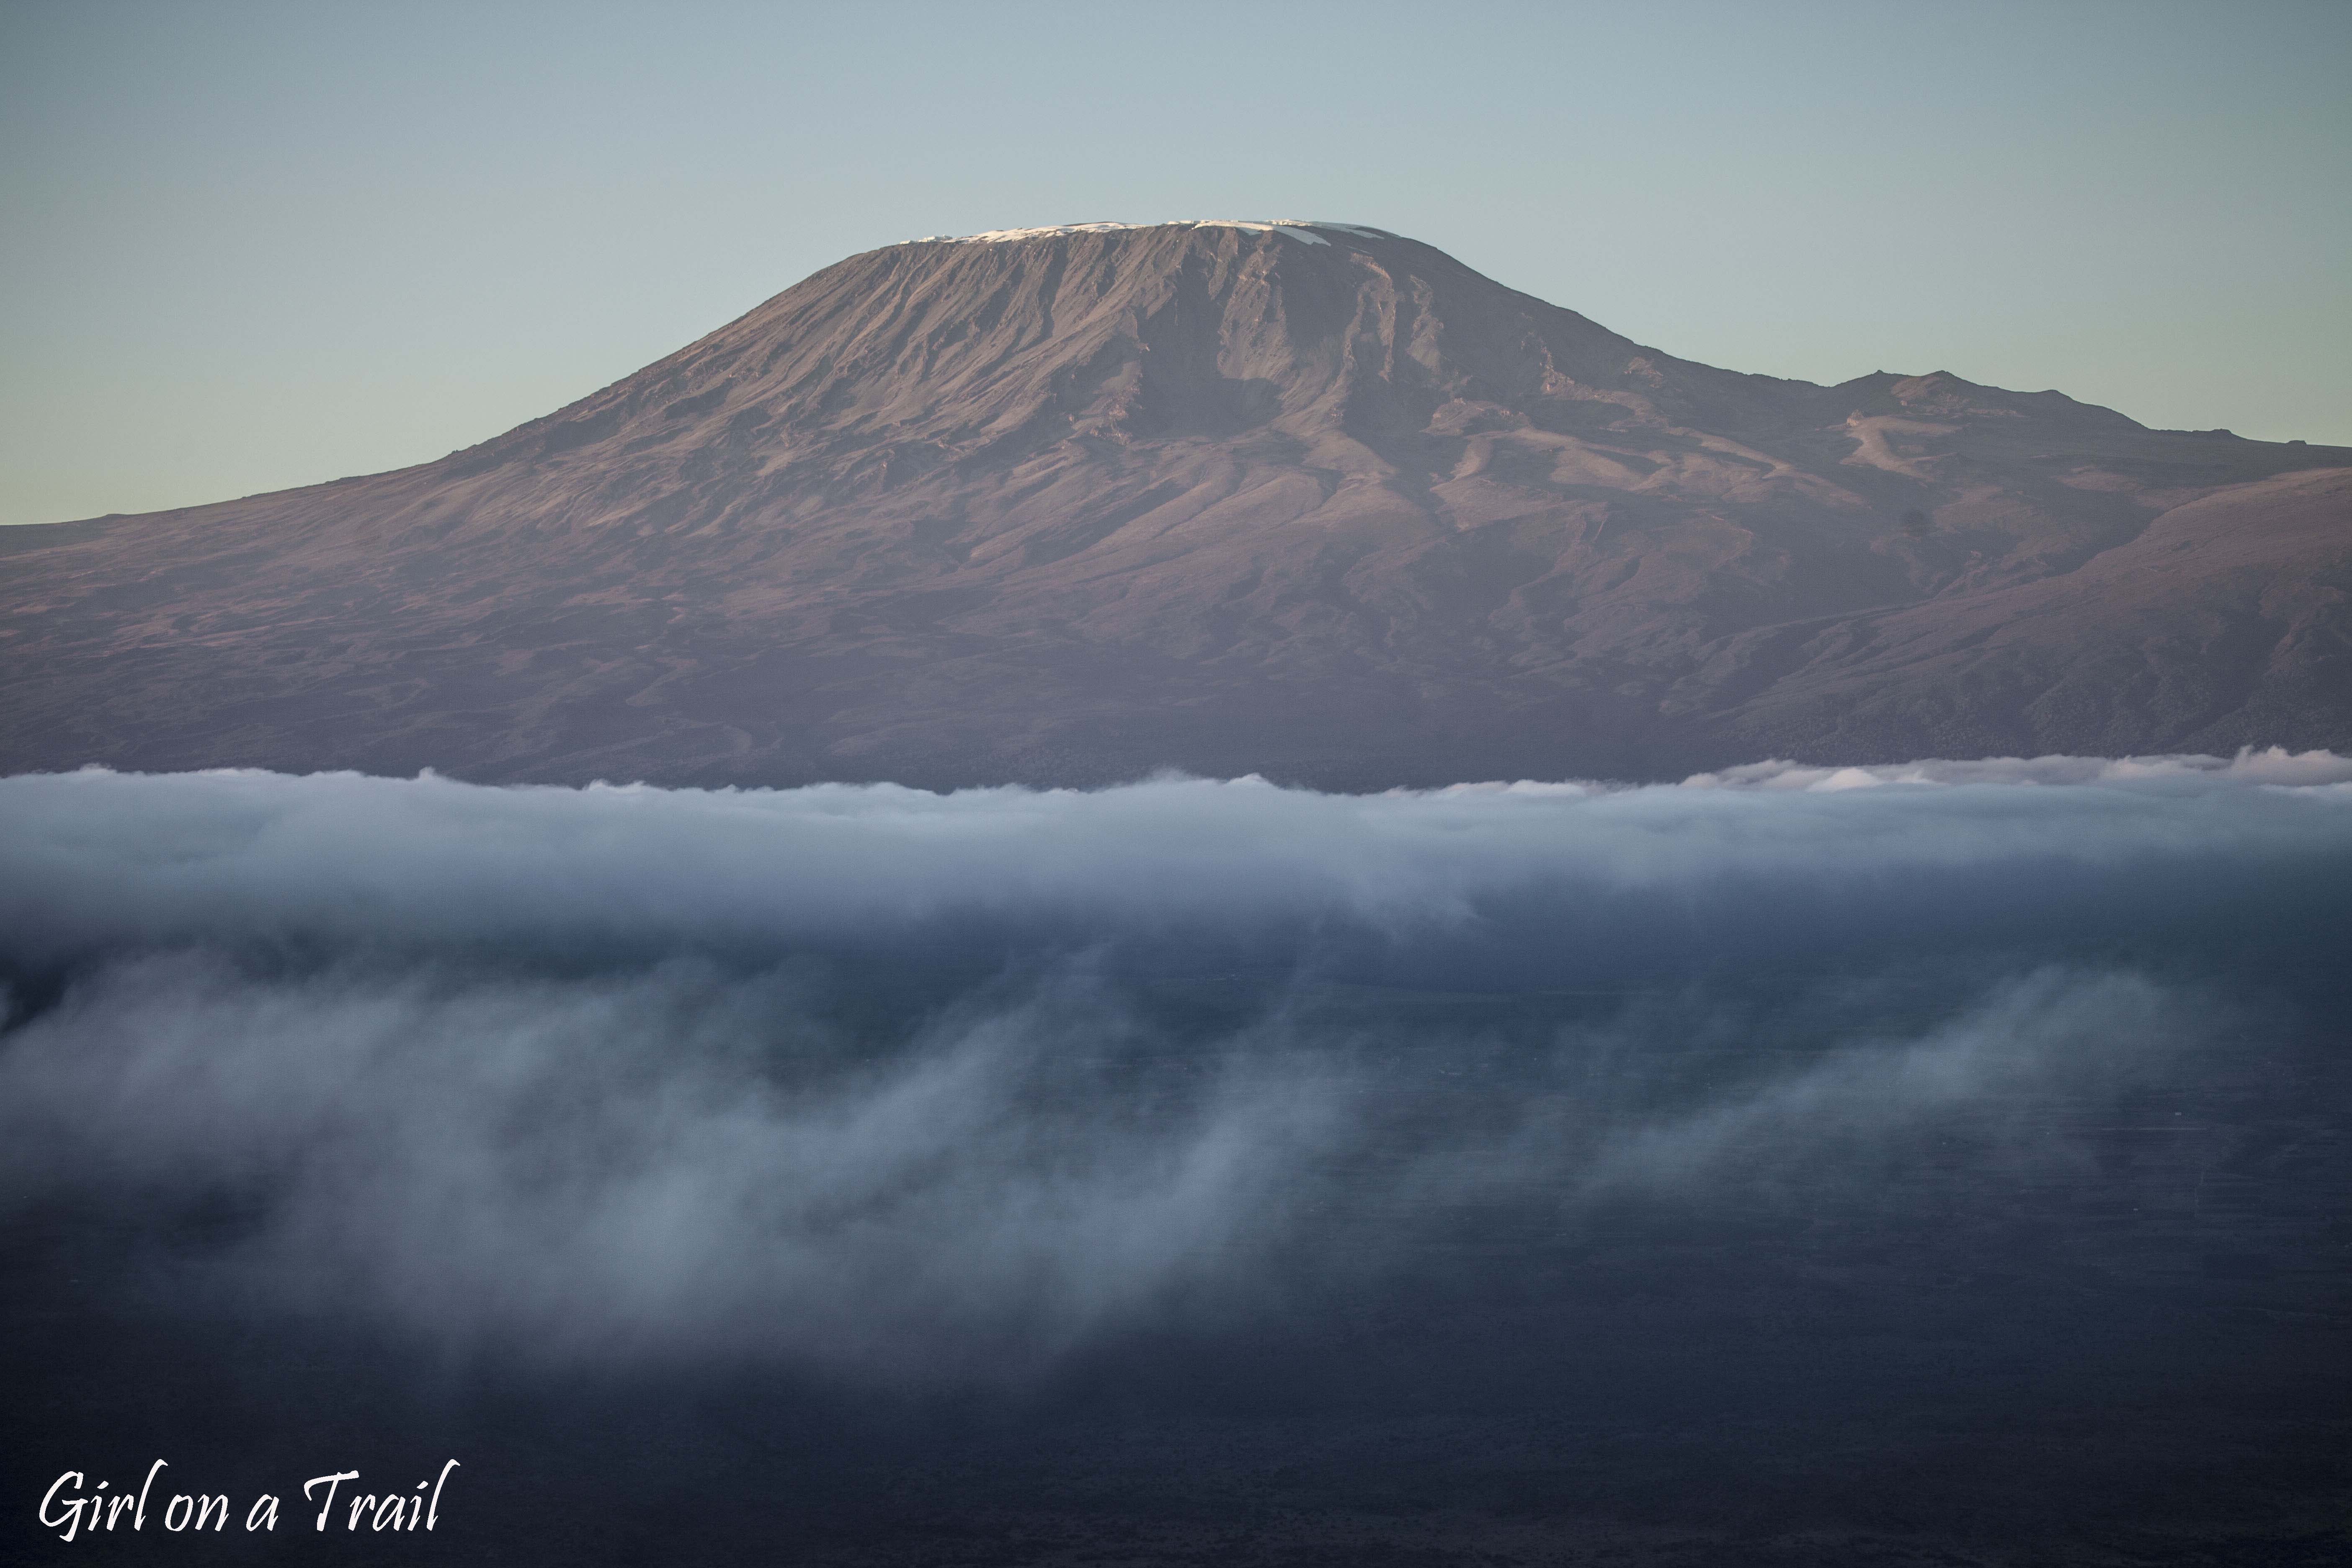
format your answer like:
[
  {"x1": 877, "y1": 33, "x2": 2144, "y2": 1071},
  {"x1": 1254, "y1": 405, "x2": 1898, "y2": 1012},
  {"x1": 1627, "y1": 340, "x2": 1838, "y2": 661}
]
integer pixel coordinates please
[{"x1": 910, "y1": 219, "x2": 1394, "y2": 246}]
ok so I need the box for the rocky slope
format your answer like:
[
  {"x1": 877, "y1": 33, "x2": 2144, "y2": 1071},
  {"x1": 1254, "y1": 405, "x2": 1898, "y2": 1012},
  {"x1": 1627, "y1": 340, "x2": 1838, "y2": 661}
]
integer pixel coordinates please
[{"x1": 4, "y1": 219, "x2": 2347, "y2": 785}]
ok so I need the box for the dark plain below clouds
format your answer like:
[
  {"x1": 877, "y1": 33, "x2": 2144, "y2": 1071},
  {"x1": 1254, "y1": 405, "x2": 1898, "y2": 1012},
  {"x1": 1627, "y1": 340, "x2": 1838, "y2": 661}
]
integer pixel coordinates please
[{"x1": 4, "y1": 755, "x2": 2350, "y2": 1565}]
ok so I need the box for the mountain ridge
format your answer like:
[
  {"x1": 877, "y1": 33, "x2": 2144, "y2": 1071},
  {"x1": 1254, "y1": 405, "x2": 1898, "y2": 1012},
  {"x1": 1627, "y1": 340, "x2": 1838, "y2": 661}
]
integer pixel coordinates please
[{"x1": 3, "y1": 220, "x2": 2346, "y2": 786}]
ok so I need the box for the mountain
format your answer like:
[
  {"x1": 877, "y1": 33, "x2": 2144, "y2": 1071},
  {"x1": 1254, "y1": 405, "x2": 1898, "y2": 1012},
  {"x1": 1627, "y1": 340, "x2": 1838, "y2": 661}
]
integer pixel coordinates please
[{"x1": 4, "y1": 219, "x2": 2347, "y2": 787}]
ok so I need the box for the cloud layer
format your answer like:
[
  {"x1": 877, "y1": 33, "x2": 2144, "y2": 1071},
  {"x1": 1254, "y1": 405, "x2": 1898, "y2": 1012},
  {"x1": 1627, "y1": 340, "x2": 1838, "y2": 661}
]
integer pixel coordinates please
[
  {"x1": 3, "y1": 748, "x2": 2347, "y2": 972},
  {"x1": 2, "y1": 753, "x2": 2346, "y2": 1383}
]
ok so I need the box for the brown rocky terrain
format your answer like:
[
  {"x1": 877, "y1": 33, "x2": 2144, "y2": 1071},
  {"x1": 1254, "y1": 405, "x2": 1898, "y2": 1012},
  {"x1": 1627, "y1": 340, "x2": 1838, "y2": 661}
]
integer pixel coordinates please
[{"x1": 3, "y1": 219, "x2": 2347, "y2": 786}]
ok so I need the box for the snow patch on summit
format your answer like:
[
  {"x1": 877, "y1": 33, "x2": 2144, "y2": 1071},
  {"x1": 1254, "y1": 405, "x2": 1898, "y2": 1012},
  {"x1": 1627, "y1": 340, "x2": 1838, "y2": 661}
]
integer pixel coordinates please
[{"x1": 911, "y1": 220, "x2": 1392, "y2": 247}]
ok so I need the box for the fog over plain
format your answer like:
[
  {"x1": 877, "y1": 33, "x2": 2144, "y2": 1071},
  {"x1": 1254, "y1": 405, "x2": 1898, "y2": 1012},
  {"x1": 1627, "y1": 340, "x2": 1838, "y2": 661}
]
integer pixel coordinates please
[{"x1": 4, "y1": 756, "x2": 2347, "y2": 1384}]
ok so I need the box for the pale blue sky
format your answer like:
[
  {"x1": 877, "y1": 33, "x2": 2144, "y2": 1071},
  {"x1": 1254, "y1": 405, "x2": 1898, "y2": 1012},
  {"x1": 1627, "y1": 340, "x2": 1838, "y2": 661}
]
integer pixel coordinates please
[{"x1": 3, "y1": 0, "x2": 2346, "y2": 525}]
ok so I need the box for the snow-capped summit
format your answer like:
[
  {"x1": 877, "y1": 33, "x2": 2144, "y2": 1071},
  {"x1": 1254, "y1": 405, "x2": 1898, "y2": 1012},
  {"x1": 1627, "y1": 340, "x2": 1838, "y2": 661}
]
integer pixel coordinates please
[{"x1": 914, "y1": 219, "x2": 1395, "y2": 245}]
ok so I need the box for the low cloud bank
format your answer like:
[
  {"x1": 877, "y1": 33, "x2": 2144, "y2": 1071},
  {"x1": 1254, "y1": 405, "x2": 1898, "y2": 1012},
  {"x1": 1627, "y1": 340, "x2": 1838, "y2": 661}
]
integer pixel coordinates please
[
  {"x1": 1, "y1": 754, "x2": 2345, "y2": 1382},
  {"x1": 1, "y1": 749, "x2": 2347, "y2": 976},
  {"x1": 1679, "y1": 745, "x2": 2352, "y2": 790}
]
